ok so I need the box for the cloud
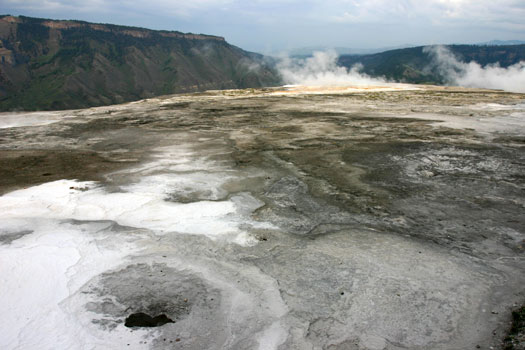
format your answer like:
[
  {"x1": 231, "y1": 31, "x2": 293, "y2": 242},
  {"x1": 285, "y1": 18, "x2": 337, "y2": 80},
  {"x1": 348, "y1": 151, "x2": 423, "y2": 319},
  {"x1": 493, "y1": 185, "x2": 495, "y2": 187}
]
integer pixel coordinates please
[
  {"x1": 2, "y1": 0, "x2": 235, "y2": 17},
  {"x1": 5, "y1": 0, "x2": 524, "y2": 25},
  {"x1": 2, "y1": 0, "x2": 104, "y2": 12},
  {"x1": 2, "y1": 0, "x2": 525, "y2": 51},
  {"x1": 277, "y1": 50, "x2": 387, "y2": 86},
  {"x1": 329, "y1": 0, "x2": 525, "y2": 29},
  {"x1": 424, "y1": 45, "x2": 525, "y2": 93}
]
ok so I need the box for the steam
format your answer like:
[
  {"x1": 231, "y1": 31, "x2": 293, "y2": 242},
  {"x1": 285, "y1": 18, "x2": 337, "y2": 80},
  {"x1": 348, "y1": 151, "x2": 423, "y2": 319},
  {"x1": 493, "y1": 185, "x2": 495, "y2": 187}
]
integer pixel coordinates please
[
  {"x1": 424, "y1": 45, "x2": 525, "y2": 93},
  {"x1": 277, "y1": 50, "x2": 387, "y2": 86},
  {"x1": 276, "y1": 47, "x2": 525, "y2": 92},
  {"x1": 238, "y1": 57, "x2": 263, "y2": 73}
]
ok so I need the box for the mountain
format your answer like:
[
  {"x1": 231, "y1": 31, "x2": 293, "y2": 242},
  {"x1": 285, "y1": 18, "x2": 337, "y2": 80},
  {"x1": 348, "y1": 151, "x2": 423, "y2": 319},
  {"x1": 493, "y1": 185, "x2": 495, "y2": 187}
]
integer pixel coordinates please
[
  {"x1": 288, "y1": 44, "x2": 414, "y2": 57},
  {"x1": 0, "y1": 15, "x2": 280, "y2": 111},
  {"x1": 338, "y1": 44, "x2": 525, "y2": 84},
  {"x1": 478, "y1": 40, "x2": 525, "y2": 46}
]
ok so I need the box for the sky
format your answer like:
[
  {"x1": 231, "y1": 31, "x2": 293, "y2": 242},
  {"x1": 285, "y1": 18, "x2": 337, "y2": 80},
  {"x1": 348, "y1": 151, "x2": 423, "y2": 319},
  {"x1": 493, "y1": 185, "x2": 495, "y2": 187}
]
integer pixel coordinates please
[{"x1": 1, "y1": 0, "x2": 524, "y2": 53}]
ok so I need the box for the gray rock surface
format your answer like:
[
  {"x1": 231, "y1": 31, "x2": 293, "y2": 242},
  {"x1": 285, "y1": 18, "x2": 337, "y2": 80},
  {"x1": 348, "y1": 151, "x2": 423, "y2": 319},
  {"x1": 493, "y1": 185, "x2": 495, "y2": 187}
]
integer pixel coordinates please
[{"x1": 0, "y1": 86, "x2": 524, "y2": 349}]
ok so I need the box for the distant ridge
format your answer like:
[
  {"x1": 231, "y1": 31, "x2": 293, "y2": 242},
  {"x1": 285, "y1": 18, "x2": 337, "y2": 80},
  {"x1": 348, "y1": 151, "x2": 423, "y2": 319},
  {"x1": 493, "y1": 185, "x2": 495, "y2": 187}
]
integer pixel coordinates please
[
  {"x1": 1, "y1": 15, "x2": 225, "y2": 41},
  {"x1": 477, "y1": 40, "x2": 525, "y2": 46},
  {"x1": 287, "y1": 40, "x2": 525, "y2": 58},
  {"x1": 0, "y1": 15, "x2": 280, "y2": 111},
  {"x1": 338, "y1": 44, "x2": 525, "y2": 84},
  {"x1": 288, "y1": 44, "x2": 415, "y2": 57}
]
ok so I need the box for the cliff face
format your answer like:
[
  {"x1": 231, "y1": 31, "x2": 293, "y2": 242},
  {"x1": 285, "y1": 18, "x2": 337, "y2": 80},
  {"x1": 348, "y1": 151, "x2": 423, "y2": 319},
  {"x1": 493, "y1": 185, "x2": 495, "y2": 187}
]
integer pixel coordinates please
[{"x1": 0, "y1": 15, "x2": 280, "y2": 110}]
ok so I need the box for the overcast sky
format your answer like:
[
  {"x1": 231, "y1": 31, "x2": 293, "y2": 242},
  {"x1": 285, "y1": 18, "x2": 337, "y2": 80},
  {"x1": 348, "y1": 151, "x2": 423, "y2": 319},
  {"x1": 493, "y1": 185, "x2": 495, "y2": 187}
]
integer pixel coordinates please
[{"x1": 2, "y1": 0, "x2": 524, "y2": 53}]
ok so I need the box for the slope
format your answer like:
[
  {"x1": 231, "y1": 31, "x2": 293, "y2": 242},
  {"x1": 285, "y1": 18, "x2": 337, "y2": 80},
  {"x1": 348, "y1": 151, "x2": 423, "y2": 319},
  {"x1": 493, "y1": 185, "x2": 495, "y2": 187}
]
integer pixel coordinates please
[
  {"x1": 338, "y1": 44, "x2": 525, "y2": 84},
  {"x1": 0, "y1": 15, "x2": 280, "y2": 111}
]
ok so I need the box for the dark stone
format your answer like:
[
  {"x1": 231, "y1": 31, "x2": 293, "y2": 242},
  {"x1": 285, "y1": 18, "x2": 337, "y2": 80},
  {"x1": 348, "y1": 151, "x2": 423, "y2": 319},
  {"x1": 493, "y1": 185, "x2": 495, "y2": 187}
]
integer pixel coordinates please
[{"x1": 124, "y1": 312, "x2": 174, "y2": 328}]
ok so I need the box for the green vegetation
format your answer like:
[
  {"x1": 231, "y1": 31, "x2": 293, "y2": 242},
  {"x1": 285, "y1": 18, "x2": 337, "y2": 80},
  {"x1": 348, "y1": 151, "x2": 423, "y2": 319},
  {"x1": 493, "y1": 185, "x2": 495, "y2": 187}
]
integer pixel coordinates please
[
  {"x1": 0, "y1": 15, "x2": 280, "y2": 111},
  {"x1": 338, "y1": 45, "x2": 525, "y2": 84}
]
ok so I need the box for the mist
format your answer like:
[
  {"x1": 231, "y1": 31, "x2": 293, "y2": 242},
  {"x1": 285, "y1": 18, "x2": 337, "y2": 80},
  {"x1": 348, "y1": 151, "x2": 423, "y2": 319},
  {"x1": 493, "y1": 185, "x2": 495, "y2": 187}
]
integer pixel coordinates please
[
  {"x1": 424, "y1": 46, "x2": 525, "y2": 93},
  {"x1": 277, "y1": 51, "x2": 387, "y2": 86},
  {"x1": 277, "y1": 47, "x2": 525, "y2": 92}
]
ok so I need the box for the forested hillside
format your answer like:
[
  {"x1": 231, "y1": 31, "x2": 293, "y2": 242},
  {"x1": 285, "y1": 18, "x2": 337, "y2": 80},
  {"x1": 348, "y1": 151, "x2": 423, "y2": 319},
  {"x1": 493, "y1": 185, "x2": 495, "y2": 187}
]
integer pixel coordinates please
[
  {"x1": 338, "y1": 45, "x2": 525, "y2": 84},
  {"x1": 0, "y1": 15, "x2": 280, "y2": 111}
]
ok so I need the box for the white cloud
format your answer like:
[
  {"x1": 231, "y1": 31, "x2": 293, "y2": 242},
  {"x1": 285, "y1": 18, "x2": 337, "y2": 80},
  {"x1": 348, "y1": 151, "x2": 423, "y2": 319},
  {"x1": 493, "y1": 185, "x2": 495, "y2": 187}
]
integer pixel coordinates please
[
  {"x1": 2, "y1": 0, "x2": 235, "y2": 17},
  {"x1": 4, "y1": 0, "x2": 524, "y2": 28},
  {"x1": 329, "y1": 0, "x2": 525, "y2": 29},
  {"x1": 6, "y1": 0, "x2": 521, "y2": 23},
  {"x1": 3, "y1": 0, "x2": 104, "y2": 12},
  {"x1": 2, "y1": 0, "x2": 524, "y2": 51}
]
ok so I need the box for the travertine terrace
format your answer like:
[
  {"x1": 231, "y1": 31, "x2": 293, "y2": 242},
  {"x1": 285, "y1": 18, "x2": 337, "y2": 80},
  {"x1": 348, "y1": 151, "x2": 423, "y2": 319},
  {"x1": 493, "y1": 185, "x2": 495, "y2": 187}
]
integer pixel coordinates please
[{"x1": 0, "y1": 85, "x2": 524, "y2": 350}]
